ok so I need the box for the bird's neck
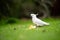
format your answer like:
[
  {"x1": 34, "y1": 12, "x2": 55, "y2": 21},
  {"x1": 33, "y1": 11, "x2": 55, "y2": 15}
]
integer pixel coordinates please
[{"x1": 32, "y1": 16, "x2": 37, "y2": 19}]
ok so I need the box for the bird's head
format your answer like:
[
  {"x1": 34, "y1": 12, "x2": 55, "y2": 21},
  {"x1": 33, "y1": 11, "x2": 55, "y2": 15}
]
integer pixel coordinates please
[{"x1": 30, "y1": 14, "x2": 38, "y2": 17}]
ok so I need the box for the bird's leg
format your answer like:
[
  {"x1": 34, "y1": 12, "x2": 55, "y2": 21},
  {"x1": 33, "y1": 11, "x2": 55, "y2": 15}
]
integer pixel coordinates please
[
  {"x1": 36, "y1": 24, "x2": 39, "y2": 27},
  {"x1": 35, "y1": 24, "x2": 40, "y2": 28},
  {"x1": 36, "y1": 24, "x2": 42, "y2": 27}
]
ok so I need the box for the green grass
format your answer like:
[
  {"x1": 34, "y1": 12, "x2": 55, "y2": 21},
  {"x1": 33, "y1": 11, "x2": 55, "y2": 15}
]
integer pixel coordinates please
[{"x1": 0, "y1": 18, "x2": 60, "y2": 40}]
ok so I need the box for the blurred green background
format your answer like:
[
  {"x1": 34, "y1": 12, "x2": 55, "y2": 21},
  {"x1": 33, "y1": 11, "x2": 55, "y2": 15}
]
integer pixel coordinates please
[{"x1": 0, "y1": 0, "x2": 60, "y2": 40}]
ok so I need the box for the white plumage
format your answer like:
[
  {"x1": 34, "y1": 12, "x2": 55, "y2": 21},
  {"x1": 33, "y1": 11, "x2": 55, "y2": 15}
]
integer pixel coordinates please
[{"x1": 31, "y1": 14, "x2": 49, "y2": 26}]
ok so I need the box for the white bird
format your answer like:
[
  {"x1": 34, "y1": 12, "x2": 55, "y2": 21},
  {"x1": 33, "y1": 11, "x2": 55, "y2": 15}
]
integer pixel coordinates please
[{"x1": 31, "y1": 14, "x2": 49, "y2": 26}]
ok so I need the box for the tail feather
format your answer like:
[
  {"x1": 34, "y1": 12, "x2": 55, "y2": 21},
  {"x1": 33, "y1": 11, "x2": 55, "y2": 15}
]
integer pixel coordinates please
[{"x1": 45, "y1": 23, "x2": 50, "y2": 25}]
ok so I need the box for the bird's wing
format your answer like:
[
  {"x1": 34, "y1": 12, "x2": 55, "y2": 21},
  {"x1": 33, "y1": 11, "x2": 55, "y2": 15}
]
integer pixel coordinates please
[
  {"x1": 35, "y1": 18, "x2": 49, "y2": 25},
  {"x1": 34, "y1": 18, "x2": 44, "y2": 24}
]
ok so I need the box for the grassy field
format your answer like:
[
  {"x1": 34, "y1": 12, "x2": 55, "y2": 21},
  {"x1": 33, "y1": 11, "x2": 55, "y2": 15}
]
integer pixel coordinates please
[{"x1": 0, "y1": 18, "x2": 60, "y2": 40}]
